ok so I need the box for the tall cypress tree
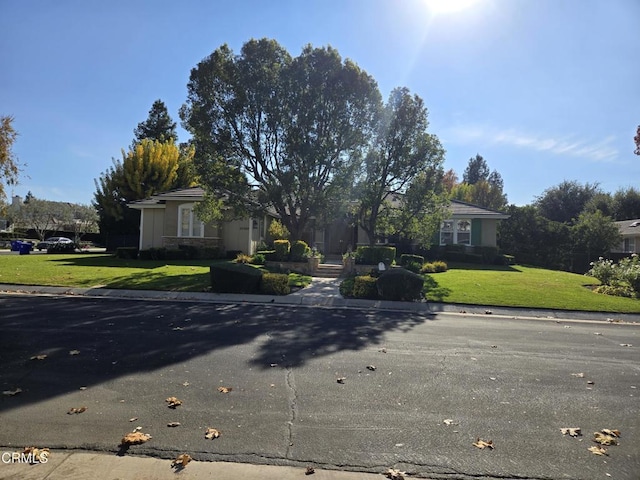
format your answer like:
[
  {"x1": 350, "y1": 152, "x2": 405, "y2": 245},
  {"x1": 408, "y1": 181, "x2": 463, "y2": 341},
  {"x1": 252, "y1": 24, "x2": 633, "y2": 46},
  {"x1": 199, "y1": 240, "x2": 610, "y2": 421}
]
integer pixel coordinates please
[{"x1": 133, "y1": 100, "x2": 178, "y2": 144}]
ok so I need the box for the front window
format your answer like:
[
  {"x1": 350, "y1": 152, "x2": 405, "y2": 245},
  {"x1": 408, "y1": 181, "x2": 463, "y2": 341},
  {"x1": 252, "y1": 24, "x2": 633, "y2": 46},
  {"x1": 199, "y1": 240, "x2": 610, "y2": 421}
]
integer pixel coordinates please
[
  {"x1": 178, "y1": 204, "x2": 204, "y2": 237},
  {"x1": 623, "y1": 238, "x2": 635, "y2": 253},
  {"x1": 440, "y1": 219, "x2": 472, "y2": 245}
]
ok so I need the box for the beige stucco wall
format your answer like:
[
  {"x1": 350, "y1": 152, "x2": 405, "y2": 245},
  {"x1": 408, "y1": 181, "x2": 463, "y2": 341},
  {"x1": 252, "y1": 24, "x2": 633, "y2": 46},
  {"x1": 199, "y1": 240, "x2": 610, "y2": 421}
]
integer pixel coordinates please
[
  {"x1": 480, "y1": 219, "x2": 498, "y2": 247},
  {"x1": 222, "y1": 218, "x2": 250, "y2": 253},
  {"x1": 140, "y1": 208, "x2": 165, "y2": 249}
]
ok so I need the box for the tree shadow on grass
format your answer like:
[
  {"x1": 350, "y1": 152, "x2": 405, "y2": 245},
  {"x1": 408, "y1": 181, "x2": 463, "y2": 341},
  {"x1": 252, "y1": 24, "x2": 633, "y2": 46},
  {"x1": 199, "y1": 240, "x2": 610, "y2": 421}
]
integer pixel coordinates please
[
  {"x1": 423, "y1": 274, "x2": 452, "y2": 302},
  {"x1": 0, "y1": 295, "x2": 433, "y2": 413}
]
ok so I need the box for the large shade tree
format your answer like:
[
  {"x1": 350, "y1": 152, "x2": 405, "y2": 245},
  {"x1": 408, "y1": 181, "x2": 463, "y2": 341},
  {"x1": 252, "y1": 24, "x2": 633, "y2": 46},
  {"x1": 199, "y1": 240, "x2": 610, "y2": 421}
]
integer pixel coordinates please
[
  {"x1": 535, "y1": 180, "x2": 601, "y2": 224},
  {"x1": 450, "y1": 154, "x2": 507, "y2": 210},
  {"x1": 0, "y1": 115, "x2": 21, "y2": 199},
  {"x1": 180, "y1": 38, "x2": 381, "y2": 240},
  {"x1": 355, "y1": 87, "x2": 446, "y2": 246}
]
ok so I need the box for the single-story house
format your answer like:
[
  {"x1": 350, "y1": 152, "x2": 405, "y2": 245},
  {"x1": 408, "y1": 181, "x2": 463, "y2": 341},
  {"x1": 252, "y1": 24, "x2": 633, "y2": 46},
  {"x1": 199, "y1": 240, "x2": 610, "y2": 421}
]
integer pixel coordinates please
[
  {"x1": 128, "y1": 187, "x2": 508, "y2": 255},
  {"x1": 611, "y1": 219, "x2": 640, "y2": 254},
  {"x1": 128, "y1": 186, "x2": 274, "y2": 255}
]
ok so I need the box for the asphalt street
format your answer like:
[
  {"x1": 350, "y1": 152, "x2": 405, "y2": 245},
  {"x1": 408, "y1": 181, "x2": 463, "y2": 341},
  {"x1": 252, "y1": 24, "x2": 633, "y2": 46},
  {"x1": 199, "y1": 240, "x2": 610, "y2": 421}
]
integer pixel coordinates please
[{"x1": 0, "y1": 295, "x2": 638, "y2": 480}]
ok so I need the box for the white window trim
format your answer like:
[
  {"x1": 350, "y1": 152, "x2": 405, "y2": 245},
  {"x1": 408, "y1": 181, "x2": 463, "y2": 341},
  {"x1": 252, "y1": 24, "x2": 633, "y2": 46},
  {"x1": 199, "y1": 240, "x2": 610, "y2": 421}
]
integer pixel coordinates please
[
  {"x1": 177, "y1": 203, "x2": 204, "y2": 238},
  {"x1": 440, "y1": 218, "x2": 472, "y2": 246}
]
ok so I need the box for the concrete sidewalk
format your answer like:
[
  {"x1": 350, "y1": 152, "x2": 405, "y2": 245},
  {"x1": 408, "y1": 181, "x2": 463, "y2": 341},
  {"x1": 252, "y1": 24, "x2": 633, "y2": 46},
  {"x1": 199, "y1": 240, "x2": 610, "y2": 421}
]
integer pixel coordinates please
[{"x1": 0, "y1": 450, "x2": 384, "y2": 480}]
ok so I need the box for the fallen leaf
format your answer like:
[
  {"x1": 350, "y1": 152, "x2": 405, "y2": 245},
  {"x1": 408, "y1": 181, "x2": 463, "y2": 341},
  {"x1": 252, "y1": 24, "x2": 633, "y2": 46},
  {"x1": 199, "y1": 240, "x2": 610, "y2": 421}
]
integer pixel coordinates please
[
  {"x1": 2, "y1": 387, "x2": 22, "y2": 396},
  {"x1": 67, "y1": 406, "x2": 87, "y2": 414},
  {"x1": 560, "y1": 427, "x2": 581, "y2": 437},
  {"x1": 571, "y1": 373, "x2": 585, "y2": 378},
  {"x1": 593, "y1": 432, "x2": 618, "y2": 446},
  {"x1": 593, "y1": 332, "x2": 602, "y2": 336},
  {"x1": 23, "y1": 447, "x2": 50, "y2": 463},
  {"x1": 485, "y1": 310, "x2": 492, "y2": 315},
  {"x1": 336, "y1": 377, "x2": 346, "y2": 384},
  {"x1": 217, "y1": 386, "x2": 232, "y2": 393},
  {"x1": 619, "y1": 343, "x2": 632, "y2": 347},
  {"x1": 366, "y1": 365, "x2": 376, "y2": 371},
  {"x1": 167, "y1": 422, "x2": 181, "y2": 427},
  {"x1": 172, "y1": 453, "x2": 192, "y2": 468},
  {"x1": 30, "y1": 354, "x2": 47, "y2": 361},
  {"x1": 79, "y1": 386, "x2": 87, "y2": 391},
  {"x1": 379, "y1": 348, "x2": 387, "y2": 353},
  {"x1": 601, "y1": 429, "x2": 621, "y2": 438},
  {"x1": 165, "y1": 396, "x2": 182, "y2": 408},
  {"x1": 120, "y1": 431, "x2": 152, "y2": 445},
  {"x1": 473, "y1": 438, "x2": 494, "y2": 450},
  {"x1": 182, "y1": 381, "x2": 190, "y2": 387},
  {"x1": 490, "y1": 345, "x2": 497, "y2": 348},
  {"x1": 204, "y1": 427, "x2": 220, "y2": 439},
  {"x1": 129, "y1": 417, "x2": 138, "y2": 422},
  {"x1": 385, "y1": 468, "x2": 406, "y2": 480},
  {"x1": 443, "y1": 419, "x2": 459, "y2": 426},
  {"x1": 305, "y1": 465, "x2": 315, "y2": 475},
  {"x1": 133, "y1": 426, "x2": 143, "y2": 432},
  {"x1": 587, "y1": 380, "x2": 594, "y2": 385},
  {"x1": 588, "y1": 445, "x2": 608, "y2": 456},
  {"x1": 69, "y1": 350, "x2": 80, "y2": 355}
]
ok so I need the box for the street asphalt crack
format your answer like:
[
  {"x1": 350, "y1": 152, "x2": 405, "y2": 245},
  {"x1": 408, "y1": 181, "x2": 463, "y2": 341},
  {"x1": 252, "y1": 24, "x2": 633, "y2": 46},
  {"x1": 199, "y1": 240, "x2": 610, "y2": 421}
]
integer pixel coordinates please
[{"x1": 285, "y1": 366, "x2": 298, "y2": 458}]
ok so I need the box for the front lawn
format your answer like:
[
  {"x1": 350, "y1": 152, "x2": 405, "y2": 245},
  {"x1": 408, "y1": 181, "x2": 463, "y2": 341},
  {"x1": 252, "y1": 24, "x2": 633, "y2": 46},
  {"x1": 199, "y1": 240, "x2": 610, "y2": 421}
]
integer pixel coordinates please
[
  {"x1": 0, "y1": 253, "x2": 311, "y2": 292},
  {"x1": 425, "y1": 263, "x2": 640, "y2": 313}
]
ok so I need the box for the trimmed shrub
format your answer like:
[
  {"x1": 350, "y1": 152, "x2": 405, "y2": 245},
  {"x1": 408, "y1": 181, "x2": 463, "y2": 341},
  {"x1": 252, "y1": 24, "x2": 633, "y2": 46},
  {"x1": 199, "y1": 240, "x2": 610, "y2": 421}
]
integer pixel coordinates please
[
  {"x1": 405, "y1": 261, "x2": 422, "y2": 274},
  {"x1": 376, "y1": 269, "x2": 424, "y2": 302},
  {"x1": 400, "y1": 254, "x2": 424, "y2": 266},
  {"x1": 594, "y1": 284, "x2": 635, "y2": 298},
  {"x1": 259, "y1": 273, "x2": 290, "y2": 295},
  {"x1": 339, "y1": 276, "x2": 356, "y2": 297},
  {"x1": 273, "y1": 240, "x2": 290, "y2": 261},
  {"x1": 352, "y1": 275, "x2": 379, "y2": 299},
  {"x1": 235, "y1": 253, "x2": 252, "y2": 264},
  {"x1": 290, "y1": 240, "x2": 310, "y2": 262},
  {"x1": 139, "y1": 248, "x2": 166, "y2": 260},
  {"x1": 354, "y1": 246, "x2": 396, "y2": 265},
  {"x1": 268, "y1": 219, "x2": 290, "y2": 241},
  {"x1": 115, "y1": 247, "x2": 138, "y2": 259},
  {"x1": 250, "y1": 253, "x2": 266, "y2": 265},
  {"x1": 432, "y1": 260, "x2": 448, "y2": 273},
  {"x1": 47, "y1": 242, "x2": 77, "y2": 254},
  {"x1": 210, "y1": 263, "x2": 263, "y2": 294},
  {"x1": 420, "y1": 262, "x2": 436, "y2": 274}
]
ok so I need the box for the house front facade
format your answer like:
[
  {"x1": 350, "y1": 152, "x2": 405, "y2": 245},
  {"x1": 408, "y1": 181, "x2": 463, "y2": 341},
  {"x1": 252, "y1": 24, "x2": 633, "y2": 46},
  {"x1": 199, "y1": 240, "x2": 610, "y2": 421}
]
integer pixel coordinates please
[
  {"x1": 128, "y1": 187, "x2": 270, "y2": 255},
  {"x1": 612, "y1": 219, "x2": 640, "y2": 254}
]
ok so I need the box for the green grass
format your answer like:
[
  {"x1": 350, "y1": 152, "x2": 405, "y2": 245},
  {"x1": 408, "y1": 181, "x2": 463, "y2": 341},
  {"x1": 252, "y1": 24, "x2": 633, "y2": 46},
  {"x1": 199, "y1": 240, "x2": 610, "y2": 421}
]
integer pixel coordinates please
[
  {"x1": 424, "y1": 263, "x2": 640, "y2": 313},
  {"x1": 0, "y1": 253, "x2": 312, "y2": 292}
]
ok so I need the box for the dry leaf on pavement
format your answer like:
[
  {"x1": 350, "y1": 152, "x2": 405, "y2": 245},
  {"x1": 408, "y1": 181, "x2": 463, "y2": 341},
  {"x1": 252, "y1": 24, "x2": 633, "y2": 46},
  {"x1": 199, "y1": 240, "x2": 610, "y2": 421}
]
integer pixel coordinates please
[
  {"x1": 167, "y1": 422, "x2": 181, "y2": 427},
  {"x1": 560, "y1": 427, "x2": 581, "y2": 437},
  {"x1": 30, "y1": 354, "x2": 47, "y2": 361},
  {"x1": 2, "y1": 388, "x2": 22, "y2": 396},
  {"x1": 619, "y1": 343, "x2": 632, "y2": 347},
  {"x1": 172, "y1": 453, "x2": 192, "y2": 468},
  {"x1": 588, "y1": 445, "x2": 608, "y2": 456},
  {"x1": 336, "y1": 377, "x2": 346, "y2": 384},
  {"x1": 217, "y1": 386, "x2": 232, "y2": 393},
  {"x1": 443, "y1": 419, "x2": 459, "y2": 426},
  {"x1": 385, "y1": 468, "x2": 406, "y2": 479},
  {"x1": 23, "y1": 447, "x2": 50, "y2": 463},
  {"x1": 571, "y1": 373, "x2": 585, "y2": 378},
  {"x1": 594, "y1": 431, "x2": 618, "y2": 445},
  {"x1": 205, "y1": 427, "x2": 221, "y2": 439},
  {"x1": 366, "y1": 365, "x2": 376, "y2": 371},
  {"x1": 473, "y1": 438, "x2": 494, "y2": 450},
  {"x1": 305, "y1": 465, "x2": 315, "y2": 475},
  {"x1": 120, "y1": 431, "x2": 152, "y2": 445},
  {"x1": 165, "y1": 396, "x2": 182, "y2": 408},
  {"x1": 69, "y1": 350, "x2": 80, "y2": 355},
  {"x1": 601, "y1": 429, "x2": 621, "y2": 438},
  {"x1": 67, "y1": 406, "x2": 87, "y2": 414}
]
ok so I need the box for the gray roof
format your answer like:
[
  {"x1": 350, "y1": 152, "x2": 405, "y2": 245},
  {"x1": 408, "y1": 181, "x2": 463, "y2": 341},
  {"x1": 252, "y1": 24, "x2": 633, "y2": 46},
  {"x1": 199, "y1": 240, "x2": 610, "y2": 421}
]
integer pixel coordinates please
[
  {"x1": 448, "y1": 200, "x2": 510, "y2": 219},
  {"x1": 615, "y1": 219, "x2": 640, "y2": 236}
]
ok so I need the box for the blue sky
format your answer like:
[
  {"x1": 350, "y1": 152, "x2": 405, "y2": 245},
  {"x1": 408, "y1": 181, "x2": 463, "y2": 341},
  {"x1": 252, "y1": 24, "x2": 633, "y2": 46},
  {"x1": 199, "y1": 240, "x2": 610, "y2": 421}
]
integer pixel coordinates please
[{"x1": 1, "y1": 0, "x2": 638, "y2": 207}]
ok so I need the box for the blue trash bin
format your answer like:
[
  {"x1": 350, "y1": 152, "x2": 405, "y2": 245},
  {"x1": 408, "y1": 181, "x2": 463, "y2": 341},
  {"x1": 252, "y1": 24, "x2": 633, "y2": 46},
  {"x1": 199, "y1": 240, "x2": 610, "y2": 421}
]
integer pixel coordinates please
[
  {"x1": 10, "y1": 240, "x2": 20, "y2": 251},
  {"x1": 18, "y1": 242, "x2": 32, "y2": 255}
]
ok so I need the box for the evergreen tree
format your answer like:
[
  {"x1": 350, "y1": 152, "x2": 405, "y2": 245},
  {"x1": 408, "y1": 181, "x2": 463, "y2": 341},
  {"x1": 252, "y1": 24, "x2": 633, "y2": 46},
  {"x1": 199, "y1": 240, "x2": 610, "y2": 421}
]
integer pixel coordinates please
[{"x1": 133, "y1": 100, "x2": 178, "y2": 144}]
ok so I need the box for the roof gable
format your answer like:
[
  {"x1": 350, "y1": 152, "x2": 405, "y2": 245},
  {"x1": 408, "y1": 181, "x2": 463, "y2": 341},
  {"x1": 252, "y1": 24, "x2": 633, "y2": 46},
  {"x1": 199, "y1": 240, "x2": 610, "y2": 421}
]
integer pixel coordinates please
[
  {"x1": 448, "y1": 200, "x2": 509, "y2": 219},
  {"x1": 615, "y1": 219, "x2": 640, "y2": 236}
]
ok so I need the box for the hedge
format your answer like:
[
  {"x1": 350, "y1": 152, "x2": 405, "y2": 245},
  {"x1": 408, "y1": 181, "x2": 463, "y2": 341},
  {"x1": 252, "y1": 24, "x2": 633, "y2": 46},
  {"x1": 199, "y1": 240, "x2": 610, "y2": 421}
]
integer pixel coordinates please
[
  {"x1": 400, "y1": 254, "x2": 424, "y2": 266},
  {"x1": 274, "y1": 240, "x2": 290, "y2": 261},
  {"x1": 259, "y1": 273, "x2": 290, "y2": 295},
  {"x1": 290, "y1": 240, "x2": 310, "y2": 262},
  {"x1": 353, "y1": 275, "x2": 379, "y2": 299},
  {"x1": 376, "y1": 269, "x2": 424, "y2": 302},
  {"x1": 210, "y1": 263, "x2": 263, "y2": 294},
  {"x1": 354, "y1": 246, "x2": 396, "y2": 265}
]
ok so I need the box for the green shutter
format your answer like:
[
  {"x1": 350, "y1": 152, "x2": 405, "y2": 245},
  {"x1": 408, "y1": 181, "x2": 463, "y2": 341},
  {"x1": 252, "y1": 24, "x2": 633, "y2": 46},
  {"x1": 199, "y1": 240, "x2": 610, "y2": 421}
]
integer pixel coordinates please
[{"x1": 471, "y1": 219, "x2": 482, "y2": 245}]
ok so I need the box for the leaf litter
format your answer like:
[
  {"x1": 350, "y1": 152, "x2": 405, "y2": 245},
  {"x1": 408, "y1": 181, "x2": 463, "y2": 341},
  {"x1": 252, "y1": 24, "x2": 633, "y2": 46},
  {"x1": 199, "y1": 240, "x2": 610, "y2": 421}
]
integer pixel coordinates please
[
  {"x1": 120, "y1": 431, "x2": 152, "y2": 445},
  {"x1": 560, "y1": 427, "x2": 581, "y2": 437},
  {"x1": 204, "y1": 427, "x2": 221, "y2": 439},
  {"x1": 473, "y1": 438, "x2": 494, "y2": 450},
  {"x1": 165, "y1": 396, "x2": 182, "y2": 408},
  {"x1": 172, "y1": 453, "x2": 192, "y2": 468},
  {"x1": 67, "y1": 406, "x2": 87, "y2": 414}
]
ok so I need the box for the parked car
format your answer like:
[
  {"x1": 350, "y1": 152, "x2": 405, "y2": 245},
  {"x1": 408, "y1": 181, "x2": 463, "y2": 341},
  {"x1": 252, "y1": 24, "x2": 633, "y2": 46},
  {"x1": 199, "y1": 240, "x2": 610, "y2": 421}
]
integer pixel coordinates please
[{"x1": 37, "y1": 237, "x2": 75, "y2": 252}]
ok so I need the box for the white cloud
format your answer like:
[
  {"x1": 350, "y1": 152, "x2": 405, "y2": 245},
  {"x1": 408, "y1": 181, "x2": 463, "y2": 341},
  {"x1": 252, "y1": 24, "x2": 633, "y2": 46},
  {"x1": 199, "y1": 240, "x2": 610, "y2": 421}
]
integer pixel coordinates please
[{"x1": 443, "y1": 125, "x2": 619, "y2": 163}]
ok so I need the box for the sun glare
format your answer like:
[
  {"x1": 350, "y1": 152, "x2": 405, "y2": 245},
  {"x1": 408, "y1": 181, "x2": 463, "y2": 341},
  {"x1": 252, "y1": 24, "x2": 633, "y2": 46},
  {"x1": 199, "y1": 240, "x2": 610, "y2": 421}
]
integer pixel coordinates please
[{"x1": 423, "y1": 0, "x2": 480, "y2": 14}]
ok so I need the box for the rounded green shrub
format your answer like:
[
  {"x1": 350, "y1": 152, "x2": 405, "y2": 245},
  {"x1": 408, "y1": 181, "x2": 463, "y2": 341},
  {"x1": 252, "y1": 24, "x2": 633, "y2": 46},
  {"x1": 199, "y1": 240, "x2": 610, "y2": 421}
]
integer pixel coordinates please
[
  {"x1": 400, "y1": 254, "x2": 424, "y2": 266},
  {"x1": 339, "y1": 276, "x2": 356, "y2": 297},
  {"x1": 376, "y1": 268, "x2": 424, "y2": 301},
  {"x1": 420, "y1": 262, "x2": 436, "y2": 274},
  {"x1": 353, "y1": 275, "x2": 379, "y2": 299},
  {"x1": 273, "y1": 240, "x2": 290, "y2": 261},
  {"x1": 260, "y1": 273, "x2": 290, "y2": 295},
  {"x1": 432, "y1": 260, "x2": 448, "y2": 272},
  {"x1": 290, "y1": 240, "x2": 310, "y2": 262},
  {"x1": 210, "y1": 263, "x2": 263, "y2": 294}
]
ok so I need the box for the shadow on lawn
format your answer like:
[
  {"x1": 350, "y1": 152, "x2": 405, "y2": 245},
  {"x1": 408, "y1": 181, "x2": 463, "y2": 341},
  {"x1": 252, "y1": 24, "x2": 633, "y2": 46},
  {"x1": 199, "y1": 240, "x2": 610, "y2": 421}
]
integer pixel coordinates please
[
  {"x1": 423, "y1": 275, "x2": 452, "y2": 302},
  {"x1": 0, "y1": 295, "x2": 432, "y2": 413},
  {"x1": 446, "y1": 262, "x2": 522, "y2": 272},
  {"x1": 48, "y1": 253, "x2": 226, "y2": 270}
]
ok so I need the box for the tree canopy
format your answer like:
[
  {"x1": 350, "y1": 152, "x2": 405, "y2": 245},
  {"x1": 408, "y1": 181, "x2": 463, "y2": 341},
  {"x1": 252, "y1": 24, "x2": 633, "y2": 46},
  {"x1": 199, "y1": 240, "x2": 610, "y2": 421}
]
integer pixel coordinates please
[
  {"x1": 355, "y1": 87, "x2": 446, "y2": 246},
  {"x1": 180, "y1": 38, "x2": 381, "y2": 240},
  {"x1": 133, "y1": 100, "x2": 178, "y2": 144},
  {"x1": 0, "y1": 115, "x2": 21, "y2": 199},
  {"x1": 535, "y1": 180, "x2": 601, "y2": 224},
  {"x1": 448, "y1": 155, "x2": 507, "y2": 211}
]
